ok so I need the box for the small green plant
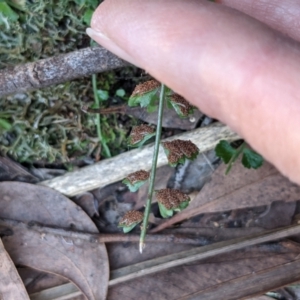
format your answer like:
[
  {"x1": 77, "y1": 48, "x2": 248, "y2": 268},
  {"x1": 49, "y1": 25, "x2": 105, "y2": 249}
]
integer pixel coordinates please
[
  {"x1": 215, "y1": 140, "x2": 264, "y2": 174},
  {"x1": 156, "y1": 188, "x2": 190, "y2": 218},
  {"x1": 118, "y1": 210, "x2": 144, "y2": 233},
  {"x1": 128, "y1": 125, "x2": 156, "y2": 147},
  {"x1": 117, "y1": 78, "x2": 264, "y2": 253},
  {"x1": 123, "y1": 170, "x2": 150, "y2": 192},
  {"x1": 118, "y1": 80, "x2": 199, "y2": 252}
]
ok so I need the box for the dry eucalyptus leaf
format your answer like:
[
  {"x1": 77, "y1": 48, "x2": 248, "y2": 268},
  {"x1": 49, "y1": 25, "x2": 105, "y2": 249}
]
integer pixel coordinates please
[
  {"x1": 151, "y1": 161, "x2": 300, "y2": 233},
  {"x1": 0, "y1": 182, "x2": 109, "y2": 300},
  {"x1": 107, "y1": 241, "x2": 300, "y2": 299},
  {"x1": 0, "y1": 156, "x2": 38, "y2": 183},
  {"x1": 2, "y1": 220, "x2": 103, "y2": 300},
  {"x1": 0, "y1": 238, "x2": 29, "y2": 299},
  {"x1": 72, "y1": 192, "x2": 99, "y2": 218}
]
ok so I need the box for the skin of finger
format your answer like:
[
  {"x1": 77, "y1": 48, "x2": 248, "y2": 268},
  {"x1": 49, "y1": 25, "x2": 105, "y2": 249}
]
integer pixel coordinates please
[
  {"x1": 217, "y1": 0, "x2": 300, "y2": 42},
  {"x1": 91, "y1": 0, "x2": 300, "y2": 185}
]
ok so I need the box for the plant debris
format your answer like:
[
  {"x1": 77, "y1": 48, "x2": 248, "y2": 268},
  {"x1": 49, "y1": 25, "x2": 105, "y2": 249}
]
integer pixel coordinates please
[
  {"x1": 162, "y1": 139, "x2": 199, "y2": 166},
  {"x1": 129, "y1": 124, "x2": 155, "y2": 146},
  {"x1": 156, "y1": 188, "x2": 190, "y2": 210},
  {"x1": 119, "y1": 210, "x2": 144, "y2": 227},
  {"x1": 169, "y1": 94, "x2": 194, "y2": 117},
  {"x1": 123, "y1": 170, "x2": 150, "y2": 192},
  {"x1": 131, "y1": 80, "x2": 160, "y2": 97},
  {"x1": 118, "y1": 210, "x2": 144, "y2": 233},
  {"x1": 126, "y1": 170, "x2": 150, "y2": 184}
]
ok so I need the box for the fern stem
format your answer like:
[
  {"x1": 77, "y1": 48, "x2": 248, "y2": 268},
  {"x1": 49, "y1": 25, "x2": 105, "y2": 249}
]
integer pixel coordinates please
[
  {"x1": 92, "y1": 74, "x2": 111, "y2": 158},
  {"x1": 139, "y1": 84, "x2": 166, "y2": 253}
]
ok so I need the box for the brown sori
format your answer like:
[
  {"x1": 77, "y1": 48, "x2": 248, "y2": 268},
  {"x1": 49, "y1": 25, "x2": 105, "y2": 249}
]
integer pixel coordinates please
[
  {"x1": 126, "y1": 170, "x2": 150, "y2": 184},
  {"x1": 130, "y1": 124, "x2": 155, "y2": 144},
  {"x1": 170, "y1": 94, "x2": 194, "y2": 116},
  {"x1": 156, "y1": 188, "x2": 189, "y2": 210},
  {"x1": 119, "y1": 210, "x2": 144, "y2": 227},
  {"x1": 131, "y1": 80, "x2": 160, "y2": 97},
  {"x1": 162, "y1": 139, "x2": 199, "y2": 164}
]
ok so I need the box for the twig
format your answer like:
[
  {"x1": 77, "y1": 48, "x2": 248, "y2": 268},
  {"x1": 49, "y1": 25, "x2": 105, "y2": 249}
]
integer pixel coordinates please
[
  {"x1": 40, "y1": 123, "x2": 240, "y2": 196},
  {"x1": 81, "y1": 105, "x2": 126, "y2": 115},
  {"x1": 0, "y1": 218, "x2": 209, "y2": 245},
  {"x1": 0, "y1": 47, "x2": 128, "y2": 97},
  {"x1": 139, "y1": 84, "x2": 166, "y2": 253}
]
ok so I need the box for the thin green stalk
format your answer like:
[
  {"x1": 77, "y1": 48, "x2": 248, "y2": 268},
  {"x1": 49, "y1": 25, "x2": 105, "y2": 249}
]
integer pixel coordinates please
[
  {"x1": 139, "y1": 84, "x2": 166, "y2": 253},
  {"x1": 92, "y1": 74, "x2": 111, "y2": 158},
  {"x1": 225, "y1": 142, "x2": 246, "y2": 174}
]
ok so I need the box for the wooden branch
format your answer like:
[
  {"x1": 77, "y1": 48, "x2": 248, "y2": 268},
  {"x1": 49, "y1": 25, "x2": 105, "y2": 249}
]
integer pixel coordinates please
[
  {"x1": 40, "y1": 123, "x2": 240, "y2": 196},
  {"x1": 0, "y1": 218, "x2": 210, "y2": 246},
  {"x1": 0, "y1": 47, "x2": 128, "y2": 97}
]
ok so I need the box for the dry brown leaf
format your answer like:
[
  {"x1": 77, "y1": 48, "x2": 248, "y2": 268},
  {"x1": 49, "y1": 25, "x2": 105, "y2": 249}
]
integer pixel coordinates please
[
  {"x1": 72, "y1": 192, "x2": 99, "y2": 218},
  {"x1": 127, "y1": 106, "x2": 203, "y2": 130},
  {"x1": 177, "y1": 253, "x2": 300, "y2": 300},
  {"x1": 0, "y1": 182, "x2": 109, "y2": 300},
  {"x1": 107, "y1": 240, "x2": 300, "y2": 299},
  {"x1": 0, "y1": 156, "x2": 38, "y2": 183},
  {"x1": 151, "y1": 161, "x2": 300, "y2": 233},
  {"x1": 0, "y1": 238, "x2": 29, "y2": 299}
]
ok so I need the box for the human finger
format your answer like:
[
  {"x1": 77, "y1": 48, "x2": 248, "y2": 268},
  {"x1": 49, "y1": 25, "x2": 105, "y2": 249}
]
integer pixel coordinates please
[
  {"x1": 87, "y1": 0, "x2": 300, "y2": 185},
  {"x1": 216, "y1": 0, "x2": 300, "y2": 42}
]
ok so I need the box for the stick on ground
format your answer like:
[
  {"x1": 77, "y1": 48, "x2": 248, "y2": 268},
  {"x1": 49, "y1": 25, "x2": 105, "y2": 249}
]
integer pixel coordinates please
[
  {"x1": 40, "y1": 123, "x2": 239, "y2": 196},
  {"x1": 0, "y1": 47, "x2": 128, "y2": 97}
]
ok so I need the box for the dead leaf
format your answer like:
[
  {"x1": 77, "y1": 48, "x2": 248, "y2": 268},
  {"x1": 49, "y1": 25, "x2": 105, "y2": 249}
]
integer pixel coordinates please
[
  {"x1": 0, "y1": 238, "x2": 29, "y2": 299},
  {"x1": 72, "y1": 192, "x2": 99, "y2": 218},
  {"x1": 18, "y1": 267, "x2": 69, "y2": 295},
  {"x1": 151, "y1": 161, "x2": 300, "y2": 233},
  {"x1": 108, "y1": 241, "x2": 300, "y2": 299},
  {"x1": 0, "y1": 182, "x2": 109, "y2": 300},
  {"x1": 127, "y1": 106, "x2": 203, "y2": 130},
  {"x1": 247, "y1": 297, "x2": 274, "y2": 300},
  {"x1": 0, "y1": 156, "x2": 38, "y2": 183},
  {"x1": 177, "y1": 254, "x2": 300, "y2": 300}
]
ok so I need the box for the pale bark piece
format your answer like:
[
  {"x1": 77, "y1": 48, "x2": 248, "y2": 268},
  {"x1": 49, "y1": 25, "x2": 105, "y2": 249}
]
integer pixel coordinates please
[
  {"x1": 151, "y1": 160, "x2": 300, "y2": 233},
  {"x1": 0, "y1": 47, "x2": 127, "y2": 97},
  {"x1": 0, "y1": 182, "x2": 109, "y2": 300},
  {"x1": 41, "y1": 123, "x2": 239, "y2": 196},
  {"x1": 0, "y1": 238, "x2": 29, "y2": 299}
]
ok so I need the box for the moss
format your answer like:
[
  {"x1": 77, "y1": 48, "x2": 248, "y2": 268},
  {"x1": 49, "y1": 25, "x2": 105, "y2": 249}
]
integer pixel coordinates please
[
  {"x1": 0, "y1": 0, "x2": 98, "y2": 69},
  {"x1": 0, "y1": 0, "x2": 142, "y2": 165}
]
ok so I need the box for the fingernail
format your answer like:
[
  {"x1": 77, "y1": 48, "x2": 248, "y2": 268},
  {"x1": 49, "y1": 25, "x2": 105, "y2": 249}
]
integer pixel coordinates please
[{"x1": 86, "y1": 28, "x2": 140, "y2": 67}]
